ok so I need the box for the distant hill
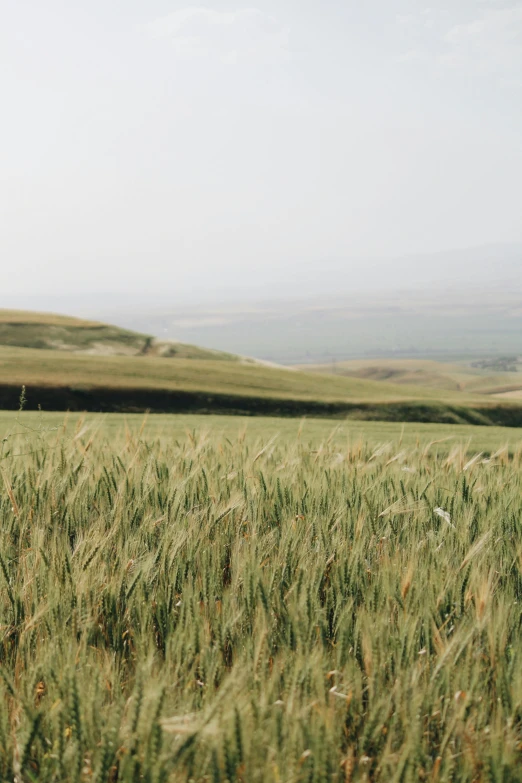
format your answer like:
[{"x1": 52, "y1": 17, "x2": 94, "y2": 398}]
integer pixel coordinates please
[
  {"x1": 0, "y1": 309, "x2": 239, "y2": 361},
  {"x1": 3, "y1": 244, "x2": 521, "y2": 364},
  {"x1": 299, "y1": 357, "x2": 522, "y2": 399}
]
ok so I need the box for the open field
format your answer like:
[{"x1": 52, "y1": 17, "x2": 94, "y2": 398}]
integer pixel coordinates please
[
  {"x1": 496, "y1": 389, "x2": 522, "y2": 400},
  {"x1": 1, "y1": 310, "x2": 522, "y2": 426},
  {"x1": 3, "y1": 345, "x2": 522, "y2": 426},
  {"x1": 298, "y1": 358, "x2": 522, "y2": 396},
  {"x1": 0, "y1": 345, "x2": 464, "y2": 401},
  {"x1": 2, "y1": 411, "x2": 522, "y2": 456},
  {"x1": 1, "y1": 413, "x2": 522, "y2": 781}
]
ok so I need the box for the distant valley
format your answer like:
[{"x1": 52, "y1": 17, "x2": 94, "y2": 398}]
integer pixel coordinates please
[{"x1": 90, "y1": 284, "x2": 522, "y2": 365}]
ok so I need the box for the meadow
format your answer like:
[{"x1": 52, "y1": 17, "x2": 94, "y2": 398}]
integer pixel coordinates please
[
  {"x1": 0, "y1": 346, "x2": 457, "y2": 401},
  {"x1": 3, "y1": 346, "x2": 522, "y2": 428},
  {"x1": 300, "y1": 358, "x2": 522, "y2": 399},
  {"x1": 1, "y1": 411, "x2": 522, "y2": 781},
  {"x1": 2, "y1": 310, "x2": 522, "y2": 426}
]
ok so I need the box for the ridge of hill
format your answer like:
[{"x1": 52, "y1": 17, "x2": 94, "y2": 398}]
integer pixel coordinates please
[
  {"x1": 0, "y1": 309, "x2": 239, "y2": 361},
  {"x1": 1, "y1": 310, "x2": 522, "y2": 426}
]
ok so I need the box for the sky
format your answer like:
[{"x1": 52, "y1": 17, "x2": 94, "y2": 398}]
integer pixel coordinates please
[{"x1": 1, "y1": 0, "x2": 521, "y2": 304}]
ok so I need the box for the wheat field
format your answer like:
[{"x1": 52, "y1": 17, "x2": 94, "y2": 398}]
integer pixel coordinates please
[{"x1": 1, "y1": 412, "x2": 522, "y2": 781}]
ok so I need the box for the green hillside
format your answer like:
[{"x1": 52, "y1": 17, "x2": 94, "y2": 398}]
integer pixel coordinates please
[
  {"x1": 1, "y1": 311, "x2": 522, "y2": 425},
  {"x1": 0, "y1": 344, "x2": 466, "y2": 399},
  {"x1": 0, "y1": 309, "x2": 238, "y2": 360}
]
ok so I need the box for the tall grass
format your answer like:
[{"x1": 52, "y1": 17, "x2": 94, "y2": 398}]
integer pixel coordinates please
[{"x1": 0, "y1": 416, "x2": 521, "y2": 781}]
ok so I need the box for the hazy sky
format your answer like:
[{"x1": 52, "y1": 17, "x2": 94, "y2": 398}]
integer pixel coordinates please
[{"x1": 2, "y1": 0, "x2": 521, "y2": 302}]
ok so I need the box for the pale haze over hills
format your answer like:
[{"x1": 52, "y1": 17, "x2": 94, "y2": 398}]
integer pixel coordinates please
[
  {"x1": 3, "y1": 243, "x2": 521, "y2": 306},
  {"x1": 3, "y1": 243, "x2": 521, "y2": 364},
  {"x1": 1, "y1": 2, "x2": 521, "y2": 358}
]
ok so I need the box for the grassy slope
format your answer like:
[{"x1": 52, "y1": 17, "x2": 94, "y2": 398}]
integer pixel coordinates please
[
  {"x1": 1, "y1": 311, "x2": 521, "y2": 424},
  {"x1": 0, "y1": 310, "x2": 103, "y2": 326},
  {"x1": 300, "y1": 357, "x2": 522, "y2": 395},
  {"x1": 495, "y1": 389, "x2": 522, "y2": 399},
  {"x1": 0, "y1": 345, "x2": 463, "y2": 400},
  {"x1": 0, "y1": 309, "x2": 148, "y2": 352},
  {"x1": 2, "y1": 345, "x2": 522, "y2": 424},
  {"x1": 0, "y1": 309, "x2": 238, "y2": 360}
]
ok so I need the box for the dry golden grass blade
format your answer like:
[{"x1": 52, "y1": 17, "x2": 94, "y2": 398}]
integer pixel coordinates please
[
  {"x1": 1, "y1": 469, "x2": 19, "y2": 517},
  {"x1": 252, "y1": 434, "x2": 279, "y2": 464},
  {"x1": 378, "y1": 497, "x2": 426, "y2": 518},
  {"x1": 459, "y1": 531, "x2": 492, "y2": 570},
  {"x1": 463, "y1": 452, "x2": 483, "y2": 472}
]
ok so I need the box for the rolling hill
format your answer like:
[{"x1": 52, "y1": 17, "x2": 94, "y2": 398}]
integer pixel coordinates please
[
  {"x1": 299, "y1": 357, "x2": 522, "y2": 398},
  {"x1": 0, "y1": 309, "x2": 239, "y2": 360},
  {"x1": 1, "y1": 310, "x2": 522, "y2": 426}
]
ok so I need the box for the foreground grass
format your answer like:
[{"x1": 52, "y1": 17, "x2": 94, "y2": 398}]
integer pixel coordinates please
[
  {"x1": 1, "y1": 415, "x2": 522, "y2": 781},
  {"x1": 1, "y1": 411, "x2": 522, "y2": 455}
]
